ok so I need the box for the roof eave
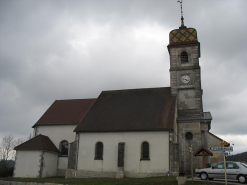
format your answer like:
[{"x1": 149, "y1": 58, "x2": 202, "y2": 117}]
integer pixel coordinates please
[
  {"x1": 33, "y1": 123, "x2": 78, "y2": 128},
  {"x1": 75, "y1": 128, "x2": 173, "y2": 133}
]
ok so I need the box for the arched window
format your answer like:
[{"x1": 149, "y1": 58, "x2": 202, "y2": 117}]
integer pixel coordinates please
[
  {"x1": 95, "y1": 142, "x2": 103, "y2": 160},
  {"x1": 181, "y1": 51, "x2": 188, "y2": 63},
  {"x1": 60, "y1": 140, "x2": 69, "y2": 156},
  {"x1": 141, "y1": 142, "x2": 150, "y2": 160}
]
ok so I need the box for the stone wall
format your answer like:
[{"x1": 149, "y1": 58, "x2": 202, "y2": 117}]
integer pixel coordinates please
[
  {"x1": 69, "y1": 170, "x2": 169, "y2": 178},
  {"x1": 169, "y1": 44, "x2": 202, "y2": 112},
  {"x1": 0, "y1": 180, "x2": 66, "y2": 185},
  {"x1": 75, "y1": 170, "x2": 116, "y2": 178},
  {"x1": 169, "y1": 141, "x2": 179, "y2": 175},
  {"x1": 67, "y1": 141, "x2": 77, "y2": 169},
  {"x1": 65, "y1": 169, "x2": 76, "y2": 178},
  {"x1": 178, "y1": 122, "x2": 209, "y2": 173},
  {"x1": 56, "y1": 169, "x2": 66, "y2": 177},
  {"x1": 208, "y1": 133, "x2": 224, "y2": 163}
]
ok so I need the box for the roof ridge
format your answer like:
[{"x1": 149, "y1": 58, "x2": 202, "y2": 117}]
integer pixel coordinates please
[
  {"x1": 14, "y1": 134, "x2": 43, "y2": 150},
  {"x1": 102, "y1": 87, "x2": 169, "y2": 93},
  {"x1": 33, "y1": 100, "x2": 57, "y2": 126},
  {"x1": 55, "y1": 98, "x2": 97, "y2": 101},
  {"x1": 209, "y1": 132, "x2": 224, "y2": 141}
]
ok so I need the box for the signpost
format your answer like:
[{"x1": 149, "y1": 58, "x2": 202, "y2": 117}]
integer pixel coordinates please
[
  {"x1": 223, "y1": 156, "x2": 227, "y2": 185},
  {"x1": 220, "y1": 152, "x2": 229, "y2": 156},
  {"x1": 210, "y1": 143, "x2": 234, "y2": 185},
  {"x1": 221, "y1": 141, "x2": 229, "y2": 146},
  {"x1": 210, "y1": 146, "x2": 233, "y2": 152}
]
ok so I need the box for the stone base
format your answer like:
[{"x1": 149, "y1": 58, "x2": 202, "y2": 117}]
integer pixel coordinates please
[
  {"x1": 56, "y1": 169, "x2": 66, "y2": 177},
  {"x1": 65, "y1": 169, "x2": 76, "y2": 178},
  {"x1": 115, "y1": 167, "x2": 124, "y2": 178},
  {"x1": 64, "y1": 170, "x2": 176, "y2": 178},
  {"x1": 124, "y1": 172, "x2": 167, "y2": 178},
  {"x1": 75, "y1": 170, "x2": 116, "y2": 178},
  {"x1": 170, "y1": 171, "x2": 179, "y2": 176},
  {"x1": 176, "y1": 176, "x2": 187, "y2": 185}
]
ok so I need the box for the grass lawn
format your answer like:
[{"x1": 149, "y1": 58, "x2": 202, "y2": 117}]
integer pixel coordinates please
[{"x1": 0, "y1": 176, "x2": 221, "y2": 185}]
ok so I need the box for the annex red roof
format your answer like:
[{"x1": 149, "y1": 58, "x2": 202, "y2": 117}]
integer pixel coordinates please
[
  {"x1": 14, "y1": 134, "x2": 59, "y2": 153},
  {"x1": 33, "y1": 99, "x2": 96, "y2": 127}
]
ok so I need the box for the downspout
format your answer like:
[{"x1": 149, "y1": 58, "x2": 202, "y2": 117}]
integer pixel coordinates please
[
  {"x1": 75, "y1": 133, "x2": 80, "y2": 177},
  {"x1": 39, "y1": 151, "x2": 44, "y2": 178},
  {"x1": 169, "y1": 134, "x2": 171, "y2": 174},
  {"x1": 168, "y1": 130, "x2": 174, "y2": 173}
]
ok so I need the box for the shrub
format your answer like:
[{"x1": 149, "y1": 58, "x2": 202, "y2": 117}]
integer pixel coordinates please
[{"x1": 0, "y1": 160, "x2": 14, "y2": 177}]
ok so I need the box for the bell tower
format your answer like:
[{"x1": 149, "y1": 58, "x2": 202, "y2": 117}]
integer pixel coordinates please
[
  {"x1": 168, "y1": 26, "x2": 202, "y2": 114},
  {"x1": 168, "y1": 0, "x2": 212, "y2": 172}
]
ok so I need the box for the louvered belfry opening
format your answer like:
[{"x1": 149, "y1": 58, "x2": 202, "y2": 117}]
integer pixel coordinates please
[{"x1": 181, "y1": 51, "x2": 188, "y2": 63}]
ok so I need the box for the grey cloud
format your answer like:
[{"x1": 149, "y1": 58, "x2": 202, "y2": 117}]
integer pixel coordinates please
[{"x1": 0, "y1": 0, "x2": 247, "y2": 154}]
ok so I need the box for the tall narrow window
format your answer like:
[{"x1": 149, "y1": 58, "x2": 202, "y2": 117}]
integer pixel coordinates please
[
  {"x1": 95, "y1": 142, "x2": 103, "y2": 160},
  {"x1": 141, "y1": 142, "x2": 150, "y2": 160},
  {"x1": 181, "y1": 51, "x2": 188, "y2": 63},
  {"x1": 60, "y1": 140, "x2": 69, "y2": 156}
]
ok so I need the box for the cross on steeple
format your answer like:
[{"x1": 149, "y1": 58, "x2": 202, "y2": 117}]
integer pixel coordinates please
[{"x1": 177, "y1": 0, "x2": 186, "y2": 28}]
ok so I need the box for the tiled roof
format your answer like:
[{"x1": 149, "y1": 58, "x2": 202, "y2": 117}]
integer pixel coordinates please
[
  {"x1": 209, "y1": 132, "x2": 224, "y2": 141},
  {"x1": 169, "y1": 27, "x2": 198, "y2": 44},
  {"x1": 74, "y1": 87, "x2": 176, "y2": 132},
  {"x1": 167, "y1": 26, "x2": 200, "y2": 58},
  {"x1": 33, "y1": 99, "x2": 96, "y2": 127},
  {"x1": 193, "y1": 146, "x2": 213, "y2": 156},
  {"x1": 14, "y1": 135, "x2": 59, "y2": 153}
]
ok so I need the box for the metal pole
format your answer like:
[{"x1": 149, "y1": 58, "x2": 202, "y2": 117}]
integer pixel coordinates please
[
  {"x1": 191, "y1": 152, "x2": 194, "y2": 184},
  {"x1": 224, "y1": 155, "x2": 227, "y2": 185}
]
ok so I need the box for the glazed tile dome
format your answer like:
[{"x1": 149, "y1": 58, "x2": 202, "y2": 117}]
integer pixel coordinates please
[{"x1": 169, "y1": 27, "x2": 198, "y2": 44}]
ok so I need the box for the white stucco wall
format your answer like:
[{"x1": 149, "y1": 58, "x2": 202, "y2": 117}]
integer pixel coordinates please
[
  {"x1": 58, "y1": 157, "x2": 68, "y2": 169},
  {"x1": 43, "y1": 152, "x2": 58, "y2": 177},
  {"x1": 35, "y1": 125, "x2": 76, "y2": 170},
  {"x1": 14, "y1": 151, "x2": 42, "y2": 178},
  {"x1": 35, "y1": 125, "x2": 76, "y2": 149},
  {"x1": 77, "y1": 131, "x2": 169, "y2": 174}
]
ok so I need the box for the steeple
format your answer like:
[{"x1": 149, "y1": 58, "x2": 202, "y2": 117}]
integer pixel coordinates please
[
  {"x1": 167, "y1": 0, "x2": 200, "y2": 57},
  {"x1": 166, "y1": 1, "x2": 213, "y2": 174},
  {"x1": 177, "y1": 0, "x2": 186, "y2": 28}
]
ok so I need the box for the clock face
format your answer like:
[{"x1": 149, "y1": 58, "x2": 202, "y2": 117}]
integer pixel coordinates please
[{"x1": 181, "y1": 75, "x2": 190, "y2": 84}]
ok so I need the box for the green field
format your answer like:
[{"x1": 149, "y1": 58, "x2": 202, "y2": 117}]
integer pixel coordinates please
[{"x1": 0, "y1": 176, "x2": 221, "y2": 185}]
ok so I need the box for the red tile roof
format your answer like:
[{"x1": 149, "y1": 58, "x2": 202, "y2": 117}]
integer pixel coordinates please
[
  {"x1": 74, "y1": 87, "x2": 176, "y2": 132},
  {"x1": 33, "y1": 99, "x2": 96, "y2": 127},
  {"x1": 14, "y1": 134, "x2": 59, "y2": 153}
]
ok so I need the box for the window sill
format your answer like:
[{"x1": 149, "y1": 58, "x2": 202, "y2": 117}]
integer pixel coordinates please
[
  {"x1": 94, "y1": 158, "x2": 103, "y2": 160},
  {"x1": 59, "y1": 155, "x2": 68, "y2": 157},
  {"x1": 140, "y1": 158, "x2": 150, "y2": 161}
]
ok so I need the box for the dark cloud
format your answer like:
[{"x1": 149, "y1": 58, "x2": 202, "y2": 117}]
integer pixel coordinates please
[{"x1": 0, "y1": 0, "x2": 247, "y2": 154}]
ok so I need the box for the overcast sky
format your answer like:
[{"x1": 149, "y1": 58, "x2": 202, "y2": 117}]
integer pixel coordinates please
[{"x1": 0, "y1": 0, "x2": 246, "y2": 154}]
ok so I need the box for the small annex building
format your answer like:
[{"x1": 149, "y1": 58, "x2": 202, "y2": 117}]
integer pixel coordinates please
[
  {"x1": 14, "y1": 19, "x2": 225, "y2": 178},
  {"x1": 14, "y1": 135, "x2": 59, "y2": 178}
]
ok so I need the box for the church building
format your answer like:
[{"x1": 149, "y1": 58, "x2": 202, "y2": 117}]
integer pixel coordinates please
[{"x1": 13, "y1": 11, "x2": 224, "y2": 178}]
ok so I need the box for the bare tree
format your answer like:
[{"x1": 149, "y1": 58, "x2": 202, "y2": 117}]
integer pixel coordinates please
[{"x1": 0, "y1": 135, "x2": 15, "y2": 161}]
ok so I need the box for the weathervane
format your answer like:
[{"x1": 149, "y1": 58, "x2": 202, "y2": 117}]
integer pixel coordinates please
[{"x1": 177, "y1": 0, "x2": 185, "y2": 27}]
